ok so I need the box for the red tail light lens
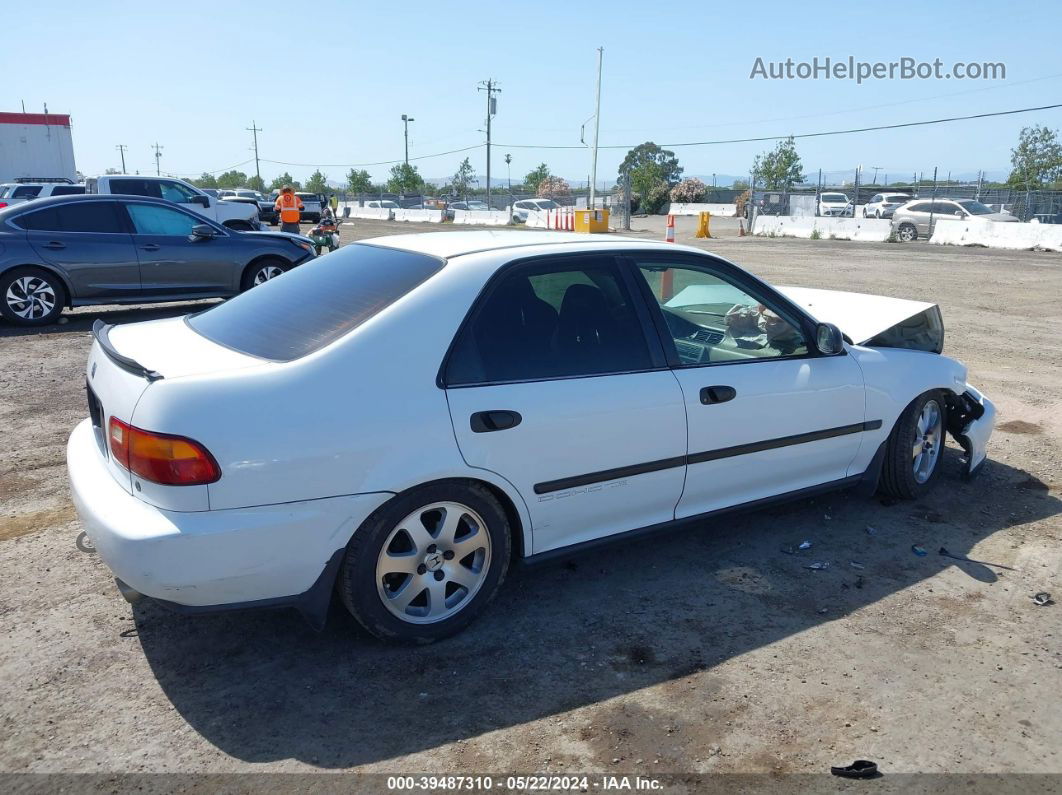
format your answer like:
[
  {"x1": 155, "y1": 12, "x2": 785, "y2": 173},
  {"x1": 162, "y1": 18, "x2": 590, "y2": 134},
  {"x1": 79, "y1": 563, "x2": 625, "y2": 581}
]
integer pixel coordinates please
[
  {"x1": 0, "y1": 202, "x2": 8, "y2": 209},
  {"x1": 108, "y1": 417, "x2": 221, "y2": 486}
]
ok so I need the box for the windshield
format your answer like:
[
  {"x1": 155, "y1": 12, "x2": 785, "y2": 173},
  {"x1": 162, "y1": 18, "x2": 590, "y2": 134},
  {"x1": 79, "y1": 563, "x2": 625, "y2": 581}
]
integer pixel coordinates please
[
  {"x1": 957, "y1": 200, "x2": 993, "y2": 215},
  {"x1": 188, "y1": 244, "x2": 443, "y2": 361},
  {"x1": 820, "y1": 193, "x2": 847, "y2": 202}
]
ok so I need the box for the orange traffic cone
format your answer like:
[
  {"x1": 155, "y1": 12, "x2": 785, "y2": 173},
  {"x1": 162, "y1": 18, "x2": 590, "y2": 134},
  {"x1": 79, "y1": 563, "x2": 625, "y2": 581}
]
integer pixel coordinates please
[{"x1": 665, "y1": 214, "x2": 676, "y2": 243}]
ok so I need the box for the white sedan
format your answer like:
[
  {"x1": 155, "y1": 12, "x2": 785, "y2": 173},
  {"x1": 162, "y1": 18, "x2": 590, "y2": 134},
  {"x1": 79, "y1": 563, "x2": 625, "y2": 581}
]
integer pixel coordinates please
[{"x1": 67, "y1": 232, "x2": 995, "y2": 642}]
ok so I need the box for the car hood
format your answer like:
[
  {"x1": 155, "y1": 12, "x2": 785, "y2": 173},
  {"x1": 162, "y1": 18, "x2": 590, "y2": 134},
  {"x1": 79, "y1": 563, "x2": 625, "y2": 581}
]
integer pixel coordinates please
[
  {"x1": 777, "y1": 286, "x2": 936, "y2": 344},
  {"x1": 238, "y1": 230, "x2": 315, "y2": 245},
  {"x1": 974, "y1": 213, "x2": 1018, "y2": 222}
]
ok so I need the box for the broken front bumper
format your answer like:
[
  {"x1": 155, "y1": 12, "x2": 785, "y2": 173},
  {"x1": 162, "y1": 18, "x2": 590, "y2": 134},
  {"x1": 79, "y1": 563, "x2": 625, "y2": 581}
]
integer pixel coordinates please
[{"x1": 948, "y1": 384, "x2": 996, "y2": 480}]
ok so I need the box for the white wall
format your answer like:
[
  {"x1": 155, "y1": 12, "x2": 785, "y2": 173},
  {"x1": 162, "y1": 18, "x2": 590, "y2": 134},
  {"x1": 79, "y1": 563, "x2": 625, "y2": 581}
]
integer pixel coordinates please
[
  {"x1": 753, "y1": 215, "x2": 893, "y2": 242},
  {"x1": 930, "y1": 220, "x2": 1062, "y2": 252},
  {"x1": 666, "y1": 202, "x2": 738, "y2": 217}
]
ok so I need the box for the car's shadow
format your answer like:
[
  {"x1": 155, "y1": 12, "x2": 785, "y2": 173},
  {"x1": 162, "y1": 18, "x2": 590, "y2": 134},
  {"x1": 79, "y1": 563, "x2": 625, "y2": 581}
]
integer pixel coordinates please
[
  {"x1": 132, "y1": 451, "x2": 1059, "y2": 767},
  {"x1": 0, "y1": 301, "x2": 221, "y2": 338}
]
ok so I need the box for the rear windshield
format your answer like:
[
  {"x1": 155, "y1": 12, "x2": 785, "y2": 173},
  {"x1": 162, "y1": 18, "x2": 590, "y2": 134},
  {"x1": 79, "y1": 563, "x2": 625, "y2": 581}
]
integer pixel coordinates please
[
  {"x1": 821, "y1": 193, "x2": 847, "y2": 202},
  {"x1": 187, "y1": 244, "x2": 443, "y2": 361}
]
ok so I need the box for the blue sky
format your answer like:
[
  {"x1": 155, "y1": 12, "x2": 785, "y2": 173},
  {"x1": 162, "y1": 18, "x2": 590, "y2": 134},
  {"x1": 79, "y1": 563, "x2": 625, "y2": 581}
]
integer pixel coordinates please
[{"x1": 6, "y1": 1, "x2": 1060, "y2": 187}]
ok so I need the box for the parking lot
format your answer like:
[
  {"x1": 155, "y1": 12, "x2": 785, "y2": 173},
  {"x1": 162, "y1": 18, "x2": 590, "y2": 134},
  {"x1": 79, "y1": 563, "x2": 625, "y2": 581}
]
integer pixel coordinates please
[{"x1": 1, "y1": 219, "x2": 1060, "y2": 778}]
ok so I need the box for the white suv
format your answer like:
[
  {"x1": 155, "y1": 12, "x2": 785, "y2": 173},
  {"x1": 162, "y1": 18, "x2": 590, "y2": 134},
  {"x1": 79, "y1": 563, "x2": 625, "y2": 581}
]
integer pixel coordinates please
[
  {"x1": 85, "y1": 175, "x2": 260, "y2": 230},
  {"x1": 0, "y1": 181, "x2": 85, "y2": 208},
  {"x1": 512, "y1": 198, "x2": 559, "y2": 223},
  {"x1": 863, "y1": 192, "x2": 911, "y2": 219}
]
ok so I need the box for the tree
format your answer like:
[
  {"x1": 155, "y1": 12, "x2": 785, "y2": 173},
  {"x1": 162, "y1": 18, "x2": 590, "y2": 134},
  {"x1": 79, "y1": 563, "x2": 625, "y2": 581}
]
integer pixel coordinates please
[
  {"x1": 247, "y1": 175, "x2": 266, "y2": 193},
  {"x1": 618, "y1": 142, "x2": 683, "y2": 199},
  {"x1": 216, "y1": 170, "x2": 249, "y2": 189},
  {"x1": 524, "y1": 163, "x2": 551, "y2": 194},
  {"x1": 751, "y1": 137, "x2": 804, "y2": 190},
  {"x1": 305, "y1": 170, "x2": 329, "y2": 194},
  {"x1": 536, "y1": 176, "x2": 570, "y2": 198},
  {"x1": 192, "y1": 172, "x2": 218, "y2": 188},
  {"x1": 670, "y1": 177, "x2": 708, "y2": 203},
  {"x1": 1007, "y1": 125, "x2": 1062, "y2": 189},
  {"x1": 731, "y1": 179, "x2": 749, "y2": 191},
  {"x1": 269, "y1": 172, "x2": 301, "y2": 191},
  {"x1": 387, "y1": 163, "x2": 424, "y2": 194},
  {"x1": 346, "y1": 168, "x2": 372, "y2": 194},
  {"x1": 448, "y1": 157, "x2": 476, "y2": 197}
]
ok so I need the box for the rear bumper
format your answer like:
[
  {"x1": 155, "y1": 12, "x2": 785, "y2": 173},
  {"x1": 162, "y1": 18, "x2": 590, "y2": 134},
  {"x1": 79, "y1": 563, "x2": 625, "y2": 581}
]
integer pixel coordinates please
[{"x1": 66, "y1": 419, "x2": 391, "y2": 614}]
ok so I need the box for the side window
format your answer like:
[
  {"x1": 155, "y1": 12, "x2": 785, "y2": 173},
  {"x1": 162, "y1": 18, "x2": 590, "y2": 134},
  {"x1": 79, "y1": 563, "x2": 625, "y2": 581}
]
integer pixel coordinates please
[
  {"x1": 871, "y1": 194, "x2": 882, "y2": 204},
  {"x1": 445, "y1": 257, "x2": 653, "y2": 385},
  {"x1": 12, "y1": 186, "x2": 43, "y2": 198},
  {"x1": 127, "y1": 203, "x2": 201, "y2": 236},
  {"x1": 160, "y1": 181, "x2": 199, "y2": 203},
  {"x1": 110, "y1": 179, "x2": 162, "y2": 198},
  {"x1": 12, "y1": 206, "x2": 61, "y2": 231},
  {"x1": 632, "y1": 260, "x2": 808, "y2": 365},
  {"x1": 55, "y1": 202, "x2": 124, "y2": 233},
  {"x1": 907, "y1": 202, "x2": 930, "y2": 213},
  {"x1": 51, "y1": 185, "x2": 85, "y2": 196}
]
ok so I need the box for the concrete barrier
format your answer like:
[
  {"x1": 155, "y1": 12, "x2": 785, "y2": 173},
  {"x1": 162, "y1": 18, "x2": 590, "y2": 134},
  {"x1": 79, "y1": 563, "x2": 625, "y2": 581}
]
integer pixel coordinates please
[
  {"x1": 929, "y1": 220, "x2": 1062, "y2": 251},
  {"x1": 523, "y1": 210, "x2": 549, "y2": 228},
  {"x1": 349, "y1": 206, "x2": 393, "y2": 220},
  {"x1": 753, "y1": 215, "x2": 892, "y2": 241},
  {"x1": 393, "y1": 208, "x2": 443, "y2": 223},
  {"x1": 453, "y1": 209, "x2": 510, "y2": 226},
  {"x1": 667, "y1": 202, "x2": 738, "y2": 217}
]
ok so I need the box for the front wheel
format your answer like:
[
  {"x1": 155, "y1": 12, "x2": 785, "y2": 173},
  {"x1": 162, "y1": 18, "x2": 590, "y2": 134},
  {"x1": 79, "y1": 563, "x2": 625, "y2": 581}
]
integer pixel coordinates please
[
  {"x1": 896, "y1": 222, "x2": 917, "y2": 242},
  {"x1": 880, "y1": 392, "x2": 948, "y2": 499},
  {"x1": 338, "y1": 481, "x2": 511, "y2": 643},
  {"x1": 240, "y1": 257, "x2": 290, "y2": 291},
  {"x1": 0, "y1": 267, "x2": 66, "y2": 326}
]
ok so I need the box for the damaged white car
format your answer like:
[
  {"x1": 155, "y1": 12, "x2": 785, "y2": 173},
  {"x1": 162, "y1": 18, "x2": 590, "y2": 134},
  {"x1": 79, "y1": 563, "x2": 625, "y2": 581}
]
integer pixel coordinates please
[{"x1": 67, "y1": 233, "x2": 995, "y2": 642}]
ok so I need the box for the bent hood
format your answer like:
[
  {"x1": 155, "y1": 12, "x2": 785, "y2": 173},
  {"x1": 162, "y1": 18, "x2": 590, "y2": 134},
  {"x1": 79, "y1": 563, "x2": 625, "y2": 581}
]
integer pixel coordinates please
[{"x1": 777, "y1": 286, "x2": 937, "y2": 345}]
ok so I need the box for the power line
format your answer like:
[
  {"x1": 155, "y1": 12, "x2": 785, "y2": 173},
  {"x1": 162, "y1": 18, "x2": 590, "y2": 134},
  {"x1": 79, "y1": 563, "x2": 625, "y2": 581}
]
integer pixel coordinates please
[
  {"x1": 496, "y1": 102, "x2": 1062, "y2": 151},
  {"x1": 258, "y1": 142, "x2": 484, "y2": 169}
]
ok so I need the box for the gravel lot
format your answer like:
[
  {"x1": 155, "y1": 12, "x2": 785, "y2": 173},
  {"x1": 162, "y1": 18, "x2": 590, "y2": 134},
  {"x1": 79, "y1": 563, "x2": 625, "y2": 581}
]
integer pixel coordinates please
[{"x1": 1, "y1": 218, "x2": 1059, "y2": 783}]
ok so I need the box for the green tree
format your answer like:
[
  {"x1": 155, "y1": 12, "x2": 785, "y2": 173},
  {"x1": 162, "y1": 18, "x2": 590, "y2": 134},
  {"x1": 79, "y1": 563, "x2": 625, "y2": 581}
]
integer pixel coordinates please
[
  {"x1": 731, "y1": 179, "x2": 749, "y2": 191},
  {"x1": 216, "y1": 170, "x2": 249, "y2": 189},
  {"x1": 751, "y1": 137, "x2": 804, "y2": 190},
  {"x1": 618, "y1": 142, "x2": 683, "y2": 198},
  {"x1": 269, "y1": 172, "x2": 301, "y2": 191},
  {"x1": 386, "y1": 163, "x2": 424, "y2": 194},
  {"x1": 523, "y1": 163, "x2": 551, "y2": 194},
  {"x1": 346, "y1": 168, "x2": 373, "y2": 194},
  {"x1": 1007, "y1": 125, "x2": 1062, "y2": 189},
  {"x1": 305, "y1": 170, "x2": 329, "y2": 194},
  {"x1": 448, "y1": 157, "x2": 476, "y2": 197},
  {"x1": 192, "y1": 172, "x2": 218, "y2": 188},
  {"x1": 246, "y1": 175, "x2": 266, "y2": 193}
]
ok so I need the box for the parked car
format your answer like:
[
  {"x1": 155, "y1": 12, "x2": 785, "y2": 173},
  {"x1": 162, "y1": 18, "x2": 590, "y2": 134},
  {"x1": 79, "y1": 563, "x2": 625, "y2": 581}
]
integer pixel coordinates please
[
  {"x1": 66, "y1": 232, "x2": 995, "y2": 642},
  {"x1": 863, "y1": 192, "x2": 910, "y2": 219},
  {"x1": 745, "y1": 191, "x2": 789, "y2": 218},
  {"x1": 221, "y1": 191, "x2": 279, "y2": 225},
  {"x1": 0, "y1": 195, "x2": 315, "y2": 326},
  {"x1": 365, "y1": 199, "x2": 399, "y2": 209},
  {"x1": 818, "y1": 192, "x2": 850, "y2": 217},
  {"x1": 511, "y1": 198, "x2": 559, "y2": 223},
  {"x1": 891, "y1": 198, "x2": 1019, "y2": 242},
  {"x1": 296, "y1": 192, "x2": 322, "y2": 223},
  {"x1": 445, "y1": 200, "x2": 492, "y2": 220},
  {"x1": 85, "y1": 175, "x2": 260, "y2": 231},
  {"x1": 0, "y1": 181, "x2": 85, "y2": 208}
]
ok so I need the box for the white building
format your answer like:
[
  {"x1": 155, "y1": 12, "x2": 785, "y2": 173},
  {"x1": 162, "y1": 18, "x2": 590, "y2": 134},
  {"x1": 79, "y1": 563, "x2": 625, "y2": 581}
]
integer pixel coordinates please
[{"x1": 0, "y1": 111, "x2": 77, "y2": 183}]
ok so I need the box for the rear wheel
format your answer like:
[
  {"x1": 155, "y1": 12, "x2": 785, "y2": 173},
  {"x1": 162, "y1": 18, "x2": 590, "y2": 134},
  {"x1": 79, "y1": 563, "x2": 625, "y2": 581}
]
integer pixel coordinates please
[
  {"x1": 880, "y1": 392, "x2": 948, "y2": 499},
  {"x1": 338, "y1": 481, "x2": 511, "y2": 643},
  {"x1": 240, "y1": 257, "x2": 290, "y2": 291},
  {"x1": 896, "y1": 222, "x2": 917, "y2": 242},
  {"x1": 0, "y1": 267, "x2": 65, "y2": 326}
]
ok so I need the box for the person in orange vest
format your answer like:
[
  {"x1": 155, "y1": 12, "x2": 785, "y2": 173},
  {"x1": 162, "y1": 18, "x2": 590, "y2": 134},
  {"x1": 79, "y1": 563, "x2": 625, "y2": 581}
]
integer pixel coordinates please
[{"x1": 274, "y1": 185, "x2": 304, "y2": 234}]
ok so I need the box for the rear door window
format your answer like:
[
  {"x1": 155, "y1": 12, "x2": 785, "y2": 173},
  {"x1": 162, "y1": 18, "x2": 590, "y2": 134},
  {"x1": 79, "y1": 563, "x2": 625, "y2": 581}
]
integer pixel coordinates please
[
  {"x1": 109, "y1": 179, "x2": 163, "y2": 198},
  {"x1": 188, "y1": 244, "x2": 443, "y2": 361},
  {"x1": 55, "y1": 202, "x2": 124, "y2": 233},
  {"x1": 12, "y1": 206, "x2": 62, "y2": 231}
]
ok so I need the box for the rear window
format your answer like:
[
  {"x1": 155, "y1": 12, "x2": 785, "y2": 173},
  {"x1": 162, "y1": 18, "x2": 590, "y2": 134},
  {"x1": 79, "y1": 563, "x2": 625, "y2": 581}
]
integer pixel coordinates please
[
  {"x1": 187, "y1": 244, "x2": 443, "y2": 361},
  {"x1": 12, "y1": 186, "x2": 43, "y2": 198},
  {"x1": 51, "y1": 185, "x2": 86, "y2": 196}
]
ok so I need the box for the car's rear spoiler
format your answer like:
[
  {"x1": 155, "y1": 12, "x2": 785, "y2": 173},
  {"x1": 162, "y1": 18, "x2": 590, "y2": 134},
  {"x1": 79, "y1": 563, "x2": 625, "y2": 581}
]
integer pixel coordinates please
[{"x1": 92, "y1": 319, "x2": 164, "y2": 382}]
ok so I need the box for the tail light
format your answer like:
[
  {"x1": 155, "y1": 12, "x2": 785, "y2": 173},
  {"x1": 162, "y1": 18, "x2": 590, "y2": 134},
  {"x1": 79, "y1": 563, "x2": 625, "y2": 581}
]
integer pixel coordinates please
[
  {"x1": 0, "y1": 202, "x2": 7, "y2": 209},
  {"x1": 108, "y1": 417, "x2": 221, "y2": 486}
]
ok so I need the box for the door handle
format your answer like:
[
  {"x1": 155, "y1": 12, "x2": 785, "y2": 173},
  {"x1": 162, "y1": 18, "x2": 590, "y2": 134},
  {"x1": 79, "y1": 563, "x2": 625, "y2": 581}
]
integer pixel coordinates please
[
  {"x1": 141, "y1": 244, "x2": 160, "y2": 251},
  {"x1": 700, "y1": 385, "x2": 736, "y2": 405},
  {"x1": 43, "y1": 241, "x2": 66, "y2": 250},
  {"x1": 470, "y1": 410, "x2": 522, "y2": 433}
]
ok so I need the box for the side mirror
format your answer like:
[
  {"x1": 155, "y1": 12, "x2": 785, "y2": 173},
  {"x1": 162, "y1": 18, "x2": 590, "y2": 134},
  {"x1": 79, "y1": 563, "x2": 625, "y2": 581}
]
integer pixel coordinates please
[
  {"x1": 189, "y1": 224, "x2": 217, "y2": 240},
  {"x1": 953, "y1": 210, "x2": 964, "y2": 218},
  {"x1": 190, "y1": 194, "x2": 210, "y2": 208},
  {"x1": 815, "y1": 322, "x2": 845, "y2": 356}
]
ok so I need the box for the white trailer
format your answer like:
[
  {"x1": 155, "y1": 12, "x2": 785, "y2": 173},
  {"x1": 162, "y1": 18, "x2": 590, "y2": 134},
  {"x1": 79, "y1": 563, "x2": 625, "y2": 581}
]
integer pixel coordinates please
[{"x1": 0, "y1": 112, "x2": 77, "y2": 183}]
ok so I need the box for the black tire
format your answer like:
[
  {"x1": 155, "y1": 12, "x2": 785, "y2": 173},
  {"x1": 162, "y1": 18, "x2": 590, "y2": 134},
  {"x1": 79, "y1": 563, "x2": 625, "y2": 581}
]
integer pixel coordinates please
[
  {"x1": 223, "y1": 219, "x2": 255, "y2": 232},
  {"x1": 338, "y1": 480, "x2": 512, "y2": 643},
  {"x1": 880, "y1": 391, "x2": 948, "y2": 500},
  {"x1": 0, "y1": 266, "x2": 66, "y2": 326},
  {"x1": 896, "y1": 222, "x2": 917, "y2": 242},
  {"x1": 240, "y1": 257, "x2": 291, "y2": 291}
]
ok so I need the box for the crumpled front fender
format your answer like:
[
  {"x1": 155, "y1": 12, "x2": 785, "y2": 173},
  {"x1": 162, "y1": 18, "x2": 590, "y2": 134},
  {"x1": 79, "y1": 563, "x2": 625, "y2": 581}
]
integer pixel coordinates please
[{"x1": 946, "y1": 384, "x2": 995, "y2": 480}]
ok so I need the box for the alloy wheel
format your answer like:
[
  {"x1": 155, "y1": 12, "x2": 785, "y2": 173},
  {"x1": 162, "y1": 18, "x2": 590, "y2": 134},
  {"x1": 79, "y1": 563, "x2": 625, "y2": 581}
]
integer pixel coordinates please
[
  {"x1": 6, "y1": 275, "x2": 56, "y2": 320},
  {"x1": 252, "y1": 265, "x2": 284, "y2": 285},
  {"x1": 375, "y1": 501, "x2": 492, "y2": 624},
  {"x1": 912, "y1": 399, "x2": 943, "y2": 484}
]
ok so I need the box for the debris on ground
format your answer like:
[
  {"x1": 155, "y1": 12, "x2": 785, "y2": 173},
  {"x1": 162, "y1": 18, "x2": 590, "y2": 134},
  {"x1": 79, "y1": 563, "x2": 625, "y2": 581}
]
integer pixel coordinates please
[
  {"x1": 830, "y1": 760, "x2": 879, "y2": 779},
  {"x1": 806, "y1": 561, "x2": 830, "y2": 571},
  {"x1": 1032, "y1": 592, "x2": 1053, "y2": 607},
  {"x1": 866, "y1": 525, "x2": 878, "y2": 535},
  {"x1": 781, "y1": 540, "x2": 813, "y2": 555},
  {"x1": 912, "y1": 545, "x2": 928, "y2": 557},
  {"x1": 849, "y1": 561, "x2": 865, "y2": 570}
]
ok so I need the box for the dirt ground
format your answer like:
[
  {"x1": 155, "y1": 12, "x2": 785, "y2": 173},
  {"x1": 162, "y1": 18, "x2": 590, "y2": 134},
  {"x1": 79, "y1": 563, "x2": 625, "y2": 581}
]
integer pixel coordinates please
[{"x1": 1, "y1": 217, "x2": 1060, "y2": 785}]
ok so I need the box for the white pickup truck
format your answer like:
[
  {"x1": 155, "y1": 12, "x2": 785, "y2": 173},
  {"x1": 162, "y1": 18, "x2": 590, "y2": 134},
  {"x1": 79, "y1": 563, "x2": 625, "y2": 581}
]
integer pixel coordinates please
[{"x1": 85, "y1": 175, "x2": 260, "y2": 230}]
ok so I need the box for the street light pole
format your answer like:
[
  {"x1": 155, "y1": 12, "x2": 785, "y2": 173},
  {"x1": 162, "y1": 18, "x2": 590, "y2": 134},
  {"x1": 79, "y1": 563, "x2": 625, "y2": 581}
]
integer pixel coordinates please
[
  {"x1": 151, "y1": 142, "x2": 163, "y2": 176},
  {"x1": 478, "y1": 79, "x2": 500, "y2": 207},
  {"x1": 589, "y1": 47, "x2": 603, "y2": 211},
  {"x1": 115, "y1": 144, "x2": 127, "y2": 173},
  {"x1": 401, "y1": 114, "x2": 415, "y2": 166},
  {"x1": 505, "y1": 153, "x2": 512, "y2": 192}
]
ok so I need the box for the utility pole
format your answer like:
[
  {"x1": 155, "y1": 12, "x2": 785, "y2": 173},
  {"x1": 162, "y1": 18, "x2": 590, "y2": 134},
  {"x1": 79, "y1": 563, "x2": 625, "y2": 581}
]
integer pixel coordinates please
[
  {"x1": 478, "y1": 79, "x2": 500, "y2": 207},
  {"x1": 115, "y1": 144, "x2": 127, "y2": 173},
  {"x1": 505, "y1": 153, "x2": 512, "y2": 192},
  {"x1": 247, "y1": 121, "x2": 262, "y2": 185},
  {"x1": 589, "y1": 46, "x2": 603, "y2": 211},
  {"x1": 401, "y1": 114, "x2": 415, "y2": 166},
  {"x1": 151, "y1": 142, "x2": 163, "y2": 176},
  {"x1": 871, "y1": 166, "x2": 881, "y2": 185}
]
